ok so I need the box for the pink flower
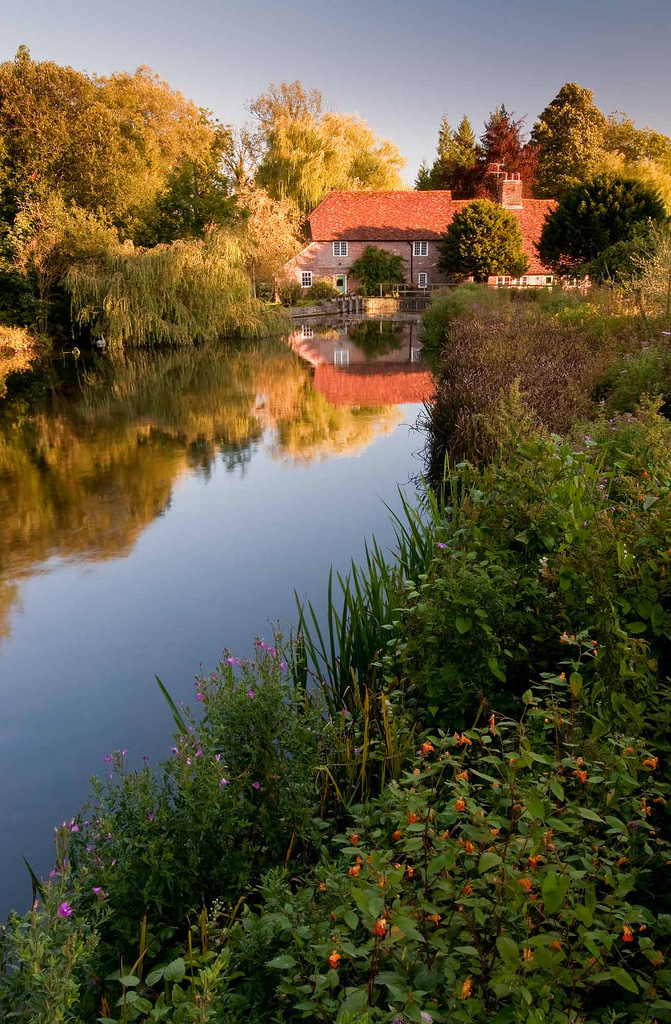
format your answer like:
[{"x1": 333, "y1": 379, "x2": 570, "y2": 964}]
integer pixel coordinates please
[
  {"x1": 58, "y1": 901, "x2": 73, "y2": 918},
  {"x1": 437, "y1": 542, "x2": 447, "y2": 549},
  {"x1": 252, "y1": 781, "x2": 261, "y2": 790},
  {"x1": 220, "y1": 778, "x2": 229, "y2": 787},
  {"x1": 280, "y1": 661, "x2": 287, "y2": 670},
  {"x1": 247, "y1": 690, "x2": 256, "y2": 699}
]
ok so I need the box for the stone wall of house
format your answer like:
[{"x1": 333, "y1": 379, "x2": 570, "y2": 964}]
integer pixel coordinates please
[{"x1": 286, "y1": 240, "x2": 451, "y2": 293}]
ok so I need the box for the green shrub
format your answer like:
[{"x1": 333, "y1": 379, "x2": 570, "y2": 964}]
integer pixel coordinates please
[
  {"x1": 349, "y1": 245, "x2": 405, "y2": 296},
  {"x1": 306, "y1": 277, "x2": 338, "y2": 300},
  {"x1": 278, "y1": 278, "x2": 302, "y2": 305},
  {"x1": 438, "y1": 200, "x2": 527, "y2": 281},
  {"x1": 247, "y1": 687, "x2": 671, "y2": 1022},
  {"x1": 65, "y1": 643, "x2": 325, "y2": 954}
]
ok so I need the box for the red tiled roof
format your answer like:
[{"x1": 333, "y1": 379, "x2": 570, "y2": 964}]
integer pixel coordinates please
[
  {"x1": 309, "y1": 190, "x2": 557, "y2": 275},
  {"x1": 309, "y1": 190, "x2": 452, "y2": 241}
]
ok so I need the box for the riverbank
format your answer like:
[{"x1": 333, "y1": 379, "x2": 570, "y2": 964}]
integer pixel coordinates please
[{"x1": 0, "y1": 326, "x2": 40, "y2": 396}]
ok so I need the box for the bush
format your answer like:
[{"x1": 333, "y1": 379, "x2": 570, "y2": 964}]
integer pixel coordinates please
[
  {"x1": 278, "y1": 278, "x2": 302, "y2": 305},
  {"x1": 349, "y1": 245, "x2": 405, "y2": 296},
  {"x1": 306, "y1": 277, "x2": 338, "y2": 301},
  {"x1": 64, "y1": 643, "x2": 325, "y2": 954},
  {"x1": 438, "y1": 200, "x2": 527, "y2": 281},
  {"x1": 247, "y1": 689, "x2": 671, "y2": 1023}
]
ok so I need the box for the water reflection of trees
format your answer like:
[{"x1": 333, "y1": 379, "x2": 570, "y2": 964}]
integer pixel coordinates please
[{"x1": 0, "y1": 341, "x2": 402, "y2": 639}]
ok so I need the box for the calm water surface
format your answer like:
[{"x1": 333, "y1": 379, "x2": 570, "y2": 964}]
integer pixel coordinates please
[{"x1": 0, "y1": 319, "x2": 432, "y2": 917}]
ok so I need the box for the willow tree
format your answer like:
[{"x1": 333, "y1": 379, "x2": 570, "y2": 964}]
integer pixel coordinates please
[
  {"x1": 252, "y1": 81, "x2": 406, "y2": 213},
  {"x1": 65, "y1": 229, "x2": 287, "y2": 347}
]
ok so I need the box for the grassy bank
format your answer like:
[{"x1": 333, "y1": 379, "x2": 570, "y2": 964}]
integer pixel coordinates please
[{"x1": 3, "y1": 278, "x2": 671, "y2": 1022}]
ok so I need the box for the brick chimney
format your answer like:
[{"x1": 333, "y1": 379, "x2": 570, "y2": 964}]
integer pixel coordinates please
[{"x1": 498, "y1": 172, "x2": 523, "y2": 209}]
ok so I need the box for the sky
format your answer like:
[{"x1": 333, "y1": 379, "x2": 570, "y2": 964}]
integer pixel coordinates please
[{"x1": 1, "y1": 0, "x2": 670, "y2": 182}]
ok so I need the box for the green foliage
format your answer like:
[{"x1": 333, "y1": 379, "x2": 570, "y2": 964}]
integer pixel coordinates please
[
  {"x1": 438, "y1": 200, "x2": 527, "y2": 280},
  {"x1": 579, "y1": 221, "x2": 657, "y2": 285},
  {"x1": 251, "y1": 81, "x2": 406, "y2": 213},
  {"x1": 538, "y1": 174, "x2": 667, "y2": 276},
  {"x1": 278, "y1": 278, "x2": 302, "y2": 305},
  {"x1": 254, "y1": 697, "x2": 671, "y2": 1022},
  {"x1": 348, "y1": 319, "x2": 405, "y2": 359},
  {"x1": 531, "y1": 83, "x2": 607, "y2": 196},
  {"x1": 64, "y1": 644, "x2": 324, "y2": 952},
  {"x1": 349, "y1": 245, "x2": 405, "y2": 295},
  {"x1": 65, "y1": 229, "x2": 287, "y2": 346},
  {"x1": 306, "y1": 277, "x2": 338, "y2": 300}
]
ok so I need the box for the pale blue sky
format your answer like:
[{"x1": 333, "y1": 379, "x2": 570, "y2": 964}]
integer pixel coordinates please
[{"x1": 1, "y1": 0, "x2": 669, "y2": 181}]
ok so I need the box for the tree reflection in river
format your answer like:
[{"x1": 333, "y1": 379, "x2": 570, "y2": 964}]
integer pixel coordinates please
[{"x1": 0, "y1": 329, "x2": 432, "y2": 642}]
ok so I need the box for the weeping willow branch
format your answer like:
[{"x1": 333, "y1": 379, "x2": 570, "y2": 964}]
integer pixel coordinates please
[{"x1": 64, "y1": 229, "x2": 288, "y2": 347}]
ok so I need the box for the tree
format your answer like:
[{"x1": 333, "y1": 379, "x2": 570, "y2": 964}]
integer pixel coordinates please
[
  {"x1": 480, "y1": 106, "x2": 538, "y2": 197},
  {"x1": 415, "y1": 160, "x2": 432, "y2": 190},
  {"x1": 252, "y1": 81, "x2": 406, "y2": 213},
  {"x1": 349, "y1": 245, "x2": 405, "y2": 294},
  {"x1": 234, "y1": 185, "x2": 302, "y2": 297},
  {"x1": 438, "y1": 200, "x2": 527, "y2": 281},
  {"x1": 422, "y1": 114, "x2": 479, "y2": 195},
  {"x1": 537, "y1": 174, "x2": 667, "y2": 275},
  {"x1": 531, "y1": 83, "x2": 606, "y2": 196}
]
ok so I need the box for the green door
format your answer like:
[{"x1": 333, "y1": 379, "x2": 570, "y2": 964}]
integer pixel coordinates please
[{"x1": 334, "y1": 274, "x2": 347, "y2": 295}]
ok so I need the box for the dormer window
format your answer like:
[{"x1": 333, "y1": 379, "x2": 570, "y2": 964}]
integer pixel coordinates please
[
  {"x1": 332, "y1": 241, "x2": 349, "y2": 257},
  {"x1": 413, "y1": 241, "x2": 428, "y2": 257}
]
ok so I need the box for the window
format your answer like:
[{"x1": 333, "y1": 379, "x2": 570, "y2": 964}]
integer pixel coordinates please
[
  {"x1": 332, "y1": 241, "x2": 349, "y2": 257},
  {"x1": 520, "y1": 276, "x2": 528, "y2": 286},
  {"x1": 333, "y1": 349, "x2": 350, "y2": 367},
  {"x1": 301, "y1": 325, "x2": 313, "y2": 339},
  {"x1": 413, "y1": 241, "x2": 428, "y2": 257},
  {"x1": 410, "y1": 347, "x2": 421, "y2": 363},
  {"x1": 417, "y1": 272, "x2": 428, "y2": 289},
  {"x1": 300, "y1": 271, "x2": 312, "y2": 288},
  {"x1": 545, "y1": 276, "x2": 554, "y2": 285}
]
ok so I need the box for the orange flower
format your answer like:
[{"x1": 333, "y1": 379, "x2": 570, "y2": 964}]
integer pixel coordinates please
[
  {"x1": 623, "y1": 746, "x2": 636, "y2": 756},
  {"x1": 639, "y1": 924, "x2": 647, "y2": 932},
  {"x1": 616, "y1": 856, "x2": 628, "y2": 867},
  {"x1": 349, "y1": 864, "x2": 360, "y2": 877},
  {"x1": 456, "y1": 769, "x2": 469, "y2": 781},
  {"x1": 518, "y1": 877, "x2": 533, "y2": 892},
  {"x1": 488, "y1": 713, "x2": 496, "y2": 735},
  {"x1": 522, "y1": 948, "x2": 534, "y2": 962},
  {"x1": 349, "y1": 834, "x2": 360, "y2": 846},
  {"x1": 328, "y1": 951, "x2": 341, "y2": 969},
  {"x1": 373, "y1": 917, "x2": 388, "y2": 937},
  {"x1": 549, "y1": 939, "x2": 562, "y2": 951},
  {"x1": 378, "y1": 874, "x2": 386, "y2": 887},
  {"x1": 319, "y1": 881, "x2": 327, "y2": 892},
  {"x1": 651, "y1": 951, "x2": 664, "y2": 966},
  {"x1": 462, "y1": 881, "x2": 473, "y2": 896},
  {"x1": 460, "y1": 978, "x2": 473, "y2": 999},
  {"x1": 392, "y1": 829, "x2": 402, "y2": 841},
  {"x1": 421, "y1": 741, "x2": 435, "y2": 755},
  {"x1": 559, "y1": 672, "x2": 566, "y2": 680},
  {"x1": 622, "y1": 925, "x2": 634, "y2": 943},
  {"x1": 490, "y1": 828, "x2": 500, "y2": 836},
  {"x1": 406, "y1": 865, "x2": 414, "y2": 878},
  {"x1": 642, "y1": 757, "x2": 659, "y2": 769},
  {"x1": 462, "y1": 840, "x2": 475, "y2": 854},
  {"x1": 573, "y1": 769, "x2": 588, "y2": 783},
  {"x1": 528, "y1": 855, "x2": 542, "y2": 867},
  {"x1": 455, "y1": 798, "x2": 466, "y2": 812},
  {"x1": 427, "y1": 913, "x2": 441, "y2": 924},
  {"x1": 407, "y1": 812, "x2": 419, "y2": 824},
  {"x1": 458, "y1": 733, "x2": 472, "y2": 747}
]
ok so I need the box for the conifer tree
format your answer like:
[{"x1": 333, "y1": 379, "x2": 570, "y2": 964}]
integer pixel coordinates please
[{"x1": 531, "y1": 83, "x2": 606, "y2": 197}]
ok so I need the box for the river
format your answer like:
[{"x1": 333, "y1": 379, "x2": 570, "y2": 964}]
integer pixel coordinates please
[{"x1": 0, "y1": 317, "x2": 432, "y2": 918}]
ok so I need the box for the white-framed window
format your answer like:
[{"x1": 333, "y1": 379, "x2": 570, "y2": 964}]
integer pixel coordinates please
[
  {"x1": 410, "y1": 347, "x2": 421, "y2": 363},
  {"x1": 301, "y1": 324, "x2": 313, "y2": 339},
  {"x1": 520, "y1": 276, "x2": 528, "y2": 286},
  {"x1": 417, "y1": 272, "x2": 428, "y2": 289},
  {"x1": 300, "y1": 271, "x2": 312, "y2": 288},
  {"x1": 545, "y1": 275, "x2": 554, "y2": 285},
  {"x1": 333, "y1": 348, "x2": 350, "y2": 367},
  {"x1": 332, "y1": 241, "x2": 349, "y2": 257},
  {"x1": 413, "y1": 241, "x2": 428, "y2": 257}
]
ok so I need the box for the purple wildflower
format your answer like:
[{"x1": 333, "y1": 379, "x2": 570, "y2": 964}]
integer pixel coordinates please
[
  {"x1": 247, "y1": 690, "x2": 256, "y2": 699},
  {"x1": 252, "y1": 781, "x2": 261, "y2": 790},
  {"x1": 219, "y1": 778, "x2": 229, "y2": 787},
  {"x1": 280, "y1": 661, "x2": 287, "y2": 670},
  {"x1": 226, "y1": 656, "x2": 236, "y2": 665},
  {"x1": 147, "y1": 813, "x2": 155, "y2": 821},
  {"x1": 437, "y1": 542, "x2": 447, "y2": 549},
  {"x1": 104, "y1": 755, "x2": 112, "y2": 763},
  {"x1": 58, "y1": 901, "x2": 73, "y2": 918},
  {"x1": 215, "y1": 753, "x2": 222, "y2": 761}
]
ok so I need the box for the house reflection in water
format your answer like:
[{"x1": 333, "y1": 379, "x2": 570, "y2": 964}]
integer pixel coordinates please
[{"x1": 288, "y1": 319, "x2": 434, "y2": 406}]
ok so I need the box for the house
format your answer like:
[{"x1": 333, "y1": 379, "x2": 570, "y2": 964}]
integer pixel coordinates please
[{"x1": 285, "y1": 168, "x2": 557, "y2": 294}]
